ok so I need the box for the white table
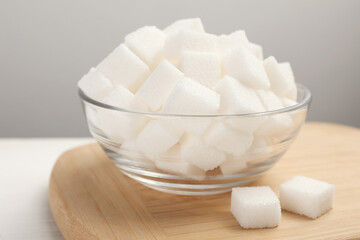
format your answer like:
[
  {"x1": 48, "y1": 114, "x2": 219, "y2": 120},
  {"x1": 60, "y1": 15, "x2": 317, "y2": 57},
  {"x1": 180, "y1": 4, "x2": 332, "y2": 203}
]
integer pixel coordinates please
[{"x1": 0, "y1": 138, "x2": 94, "y2": 240}]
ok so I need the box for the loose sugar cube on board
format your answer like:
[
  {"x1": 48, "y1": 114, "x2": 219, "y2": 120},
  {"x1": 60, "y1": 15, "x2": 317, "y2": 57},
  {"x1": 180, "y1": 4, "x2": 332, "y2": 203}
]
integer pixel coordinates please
[
  {"x1": 215, "y1": 75, "x2": 265, "y2": 132},
  {"x1": 100, "y1": 85, "x2": 149, "y2": 142},
  {"x1": 181, "y1": 134, "x2": 226, "y2": 171},
  {"x1": 163, "y1": 18, "x2": 205, "y2": 34},
  {"x1": 180, "y1": 51, "x2": 221, "y2": 88},
  {"x1": 136, "y1": 60, "x2": 183, "y2": 111},
  {"x1": 280, "y1": 176, "x2": 335, "y2": 219},
  {"x1": 216, "y1": 30, "x2": 250, "y2": 56},
  {"x1": 162, "y1": 77, "x2": 220, "y2": 136},
  {"x1": 264, "y1": 56, "x2": 297, "y2": 100},
  {"x1": 223, "y1": 45, "x2": 270, "y2": 89},
  {"x1": 124, "y1": 26, "x2": 165, "y2": 69},
  {"x1": 97, "y1": 44, "x2": 150, "y2": 93},
  {"x1": 204, "y1": 121, "x2": 253, "y2": 157},
  {"x1": 220, "y1": 155, "x2": 247, "y2": 175},
  {"x1": 135, "y1": 120, "x2": 183, "y2": 161},
  {"x1": 231, "y1": 186, "x2": 281, "y2": 229},
  {"x1": 163, "y1": 30, "x2": 217, "y2": 61},
  {"x1": 78, "y1": 68, "x2": 113, "y2": 101}
]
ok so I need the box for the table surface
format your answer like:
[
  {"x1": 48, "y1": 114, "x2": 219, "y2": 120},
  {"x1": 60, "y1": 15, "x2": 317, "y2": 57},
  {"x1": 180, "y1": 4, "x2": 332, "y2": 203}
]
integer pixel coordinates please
[{"x1": 0, "y1": 138, "x2": 93, "y2": 240}]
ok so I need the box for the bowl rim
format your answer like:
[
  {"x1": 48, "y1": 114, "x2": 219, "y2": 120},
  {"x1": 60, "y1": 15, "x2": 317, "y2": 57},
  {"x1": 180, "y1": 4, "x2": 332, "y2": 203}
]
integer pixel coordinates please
[{"x1": 79, "y1": 83, "x2": 311, "y2": 117}]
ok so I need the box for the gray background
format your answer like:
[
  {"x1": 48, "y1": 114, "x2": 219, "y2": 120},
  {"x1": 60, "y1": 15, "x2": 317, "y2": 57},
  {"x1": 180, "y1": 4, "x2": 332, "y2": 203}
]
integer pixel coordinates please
[{"x1": 1, "y1": 0, "x2": 359, "y2": 137}]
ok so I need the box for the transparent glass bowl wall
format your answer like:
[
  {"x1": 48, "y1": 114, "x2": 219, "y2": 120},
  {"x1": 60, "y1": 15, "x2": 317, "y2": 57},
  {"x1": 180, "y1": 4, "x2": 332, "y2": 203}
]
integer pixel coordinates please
[{"x1": 79, "y1": 84, "x2": 311, "y2": 195}]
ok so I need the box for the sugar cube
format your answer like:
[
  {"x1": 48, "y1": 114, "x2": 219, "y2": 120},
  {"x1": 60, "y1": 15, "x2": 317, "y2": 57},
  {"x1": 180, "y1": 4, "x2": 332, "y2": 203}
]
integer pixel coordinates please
[
  {"x1": 255, "y1": 90, "x2": 294, "y2": 136},
  {"x1": 243, "y1": 136, "x2": 271, "y2": 164},
  {"x1": 135, "y1": 120, "x2": 183, "y2": 161},
  {"x1": 204, "y1": 121, "x2": 253, "y2": 157},
  {"x1": 163, "y1": 30, "x2": 217, "y2": 61},
  {"x1": 78, "y1": 68, "x2": 113, "y2": 101},
  {"x1": 216, "y1": 30, "x2": 250, "y2": 56},
  {"x1": 223, "y1": 46, "x2": 270, "y2": 89},
  {"x1": 136, "y1": 60, "x2": 183, "y2": 111},
  {"x1": 264, "y1": 56, "x2": 297, "y2": 100},
  {"x1": 157, "y1": 143, "x2": 182, "y2": 161},
  {"x1": 180, "y1": 51, "x2": 221, "y2": 88},
  {"x1": 163, "y1": 18, "x2": 205, "y2": 34},
  {"x1": 280, "y1": 176, "x2": 335, "y2": 219},
  {"x1": 97, "y1": 44, "x2": 150, "y2": 93},
  {"x1": 162, "y1": 77, "x2": 220, "y2": 136},
  {"x1": 125, "y1": 26, "x2": 165, "y2": 69},
  {"x1": 155, "y1": 145, "x2": 205, "y2": 179},
  {"x1": 215, "y1": 75, "x2": 265, "y2": 114},
  {"x1": 282, "y1": 98, "x2": 298, "y2": 107},
  {"x1": 220, "y1": 155, "x2": 247, "y2": 175},
  {"x1": 248, "y1": 42, "x2": 263, "y2": 60},
  {"x1": 215, "y1": 76, "x2": 265, "y2": 132},
  {"x1": 256, "y1": 89, "x2": 284, "y2": 111},
  {"x1": 100, "y1": 85, "x2": 149, "y2": 141},
  {"x1": 120, "y1": 140, "x2": 154, "y2": 165},
  {"x1": 231, "y1": 186, "x2": 281, "y2": 229},
  {"x1": 181, "y1": 134, "x2": 226, "y2": 171}
]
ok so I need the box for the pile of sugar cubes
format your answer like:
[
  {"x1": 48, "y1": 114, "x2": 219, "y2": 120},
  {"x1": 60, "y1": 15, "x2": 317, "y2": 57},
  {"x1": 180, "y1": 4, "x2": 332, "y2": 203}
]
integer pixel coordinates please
[
  {"x1": 231, "y1": 176, "x2": 335, "y2": 229},
  {"x1": 78, "y1": 18, "x2": 298, "y2": 177}
]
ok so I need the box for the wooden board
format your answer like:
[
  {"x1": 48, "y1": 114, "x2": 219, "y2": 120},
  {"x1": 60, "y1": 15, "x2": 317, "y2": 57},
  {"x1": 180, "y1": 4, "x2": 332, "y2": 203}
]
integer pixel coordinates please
[{"x1": 49, "y1": 122, "x2": 360, "y2": 240}]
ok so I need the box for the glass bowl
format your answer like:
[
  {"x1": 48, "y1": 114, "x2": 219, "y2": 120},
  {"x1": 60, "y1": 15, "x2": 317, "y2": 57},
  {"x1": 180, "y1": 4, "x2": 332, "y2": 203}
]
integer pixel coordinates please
[{"x1": 79, "y1": 84, "x2": 311, "y2": 195}]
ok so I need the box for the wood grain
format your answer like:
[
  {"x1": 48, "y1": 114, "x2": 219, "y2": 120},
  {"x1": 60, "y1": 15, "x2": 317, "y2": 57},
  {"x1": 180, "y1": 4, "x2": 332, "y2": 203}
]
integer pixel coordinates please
[{"x1": 49, "y1": 122, "x2": 360, "y2": 240}]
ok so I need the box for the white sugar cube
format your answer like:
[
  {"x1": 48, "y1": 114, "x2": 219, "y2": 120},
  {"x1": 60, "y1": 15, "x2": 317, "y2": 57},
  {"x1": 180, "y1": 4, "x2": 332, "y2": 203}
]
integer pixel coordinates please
[
  {"x1": 256, "y1": 90, "x2": 294, "y2": 136},
  {"x1": 248, "y1": 42, "x2": 263, "y2": 60},
  {"x1": 256, "y1": 90, "x2": 284, "y2": 111},
  {"x1": 280, "y1": 176, "x2": 335, "y2": 219},
  {"x1": 136, "y1": 60, "x2": 183, "y2": 111},
  {"x1": 231, "y1": 187, "x2": 281, "y2": 229},
  {"x1": 162, "y1": 77, "x2": 220, "y2": 136},
  {"x1": 155, "y1": 160, "x2": 205, "y2": 179},
  {"x1": 181, "y1": 134, "x2": 226, "y2": 171},
  {"x1": 215, "y1": 76, "x2": 265, "y2": 132},
  {"x1": 264, "y1": 56, "x2": 297, "y2": 100},
  {"x1": 220, "y1": 155, "x2": 247, "y2": 175},
  {"x1": 243, "y1": 136, "x2": 271, "y2": 164},
  {"x1": 120, "y1": 140, "x2": 154, "y2": 165},
  {"x1": 97, "y1": 44, "x2": 150, "y2": 93},
  {"x1": 180, "y1": 51, "x2": 221, "y2": 88},
  {"x1": 216, "y1": 30, "x2": 250, "y2": 56},
  {"x1": 125, "y1": 26, "x2": 165, "y2": 69},
  {"x1": 223, "y1": 46, "x2": 270, "y2": 89},
  {"x1": 135, "y1": 120, "x2": 183, "y2": 161},
  {"x1": 256, "y1": 114, "x2": 294, "y2": 137},
  {"x1": 282, "y1": 98, "x2": 298, "y2": 107},
  {"x1": 100, "y1": 85, "x2": 149, "y2": 141},
  {"x1": 247, "y1": 136, "x2": 270, "y2": 155},
  {"x1": 204, "y1": 121, "x2": 253, "y2": 157},
  {"x1": 78, "y1": 68, "x2": 113, "y2": 101},
  {"x1": 157, "y1": 143, "x2": 182, "y2": 161},
  {"x1": 163, "y1": 18, "x2": 205, "y2": 34},
  {"x1": 215, "y1": 75, "x2": 265, "y2": 115},
  {"x1": 155, "y1": 145, "x2": 205, "y2": 179},
  {"x1": 163, "y1": 30, "x2": 217, "y2": 60},
  {"x1": 225, "y1": 117, "x2": 264, "y2": 133},
  {"x1": 104, "y1": 84, "x2": 147, "y2": 110}
]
